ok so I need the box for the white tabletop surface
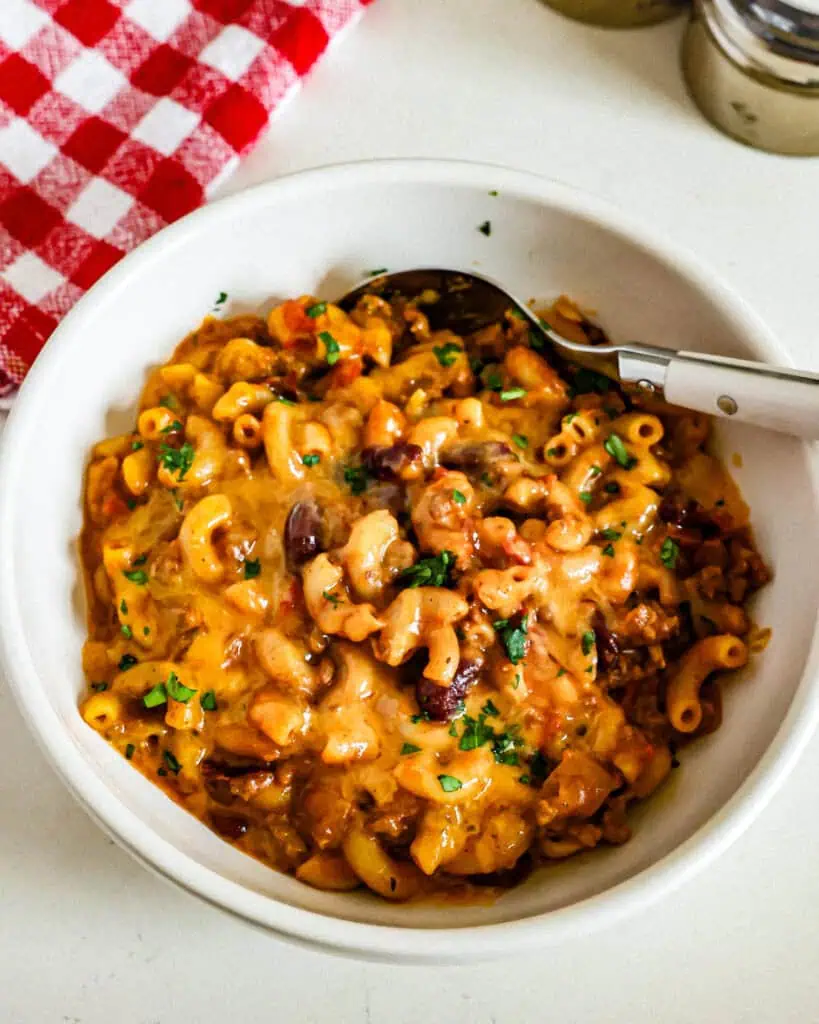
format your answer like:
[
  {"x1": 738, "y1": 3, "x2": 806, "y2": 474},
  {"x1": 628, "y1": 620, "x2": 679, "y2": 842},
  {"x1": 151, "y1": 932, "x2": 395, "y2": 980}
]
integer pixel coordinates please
[{"x1": 2, "y1": 1, "x2": 818, "y2": 1021}]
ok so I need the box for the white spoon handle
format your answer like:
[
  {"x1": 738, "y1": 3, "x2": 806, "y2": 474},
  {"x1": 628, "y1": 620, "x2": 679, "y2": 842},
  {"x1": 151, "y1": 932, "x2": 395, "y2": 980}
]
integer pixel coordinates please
[{"x1": 662, "y1": 353, "x2": 819, "y2": 440}]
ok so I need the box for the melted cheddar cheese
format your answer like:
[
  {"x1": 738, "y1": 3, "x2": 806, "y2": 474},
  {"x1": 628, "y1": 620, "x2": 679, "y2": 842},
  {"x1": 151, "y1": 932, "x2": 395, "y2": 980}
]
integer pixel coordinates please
[{"x1": 79, "y1": 291, "x2": 770, "y2": 900}]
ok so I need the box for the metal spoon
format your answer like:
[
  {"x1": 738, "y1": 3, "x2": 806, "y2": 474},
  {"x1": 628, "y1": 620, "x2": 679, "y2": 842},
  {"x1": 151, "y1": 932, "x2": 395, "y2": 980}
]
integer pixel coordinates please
[{"x1": 340, "y1": 267, "x2": 819, "y2": 440}]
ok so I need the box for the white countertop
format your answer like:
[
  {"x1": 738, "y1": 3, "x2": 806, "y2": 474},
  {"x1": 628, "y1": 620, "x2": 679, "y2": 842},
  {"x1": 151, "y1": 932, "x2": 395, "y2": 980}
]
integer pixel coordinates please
[{"x1": 2, "y1": 1, "x2": 818, "y2": 1020}]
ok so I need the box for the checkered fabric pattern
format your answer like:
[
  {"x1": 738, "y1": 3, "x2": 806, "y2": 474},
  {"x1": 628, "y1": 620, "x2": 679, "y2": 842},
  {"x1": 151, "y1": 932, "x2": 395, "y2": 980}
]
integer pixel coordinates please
[{"x1": 0, "y1": 0, "x2": 374, "y2": 406}]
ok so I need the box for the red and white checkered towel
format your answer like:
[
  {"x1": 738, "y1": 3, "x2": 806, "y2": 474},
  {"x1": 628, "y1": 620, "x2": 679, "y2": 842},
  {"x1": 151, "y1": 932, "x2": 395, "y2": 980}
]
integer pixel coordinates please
[{"x1": 0, "y1": 0, "x2": 374, "y2": 407}]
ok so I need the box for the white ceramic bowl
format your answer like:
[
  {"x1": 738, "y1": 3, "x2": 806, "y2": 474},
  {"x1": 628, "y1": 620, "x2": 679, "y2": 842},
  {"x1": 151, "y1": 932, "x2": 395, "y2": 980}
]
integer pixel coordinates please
[{"x1": 2, "y1": 160, "x2": 818, "y2": 964}]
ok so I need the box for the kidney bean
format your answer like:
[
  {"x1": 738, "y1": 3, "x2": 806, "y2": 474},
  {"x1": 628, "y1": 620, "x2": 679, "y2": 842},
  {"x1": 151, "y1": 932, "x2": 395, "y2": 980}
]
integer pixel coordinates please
[
  {"x1": 361, "y1": 442, "x2": 423, "y2": 481},
  {"x1": 284, "y1": 498, "x2": 323, "y2": 567},
  {"x1": 415, "y1": 658, "x2": 482, "y2": 721}
]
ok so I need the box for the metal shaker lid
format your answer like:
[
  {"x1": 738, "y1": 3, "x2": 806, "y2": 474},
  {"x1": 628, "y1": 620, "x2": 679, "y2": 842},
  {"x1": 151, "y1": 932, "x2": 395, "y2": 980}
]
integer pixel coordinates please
[{"x1": 707, "y1": 0, "x2": 819, "y2": 82}]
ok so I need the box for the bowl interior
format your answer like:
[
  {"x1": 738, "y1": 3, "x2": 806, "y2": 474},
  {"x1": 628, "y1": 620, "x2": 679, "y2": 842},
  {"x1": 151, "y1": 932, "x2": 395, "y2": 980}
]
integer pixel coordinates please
[{"x1": 2, "y1": 162, "x2": 818, "y2": 955}]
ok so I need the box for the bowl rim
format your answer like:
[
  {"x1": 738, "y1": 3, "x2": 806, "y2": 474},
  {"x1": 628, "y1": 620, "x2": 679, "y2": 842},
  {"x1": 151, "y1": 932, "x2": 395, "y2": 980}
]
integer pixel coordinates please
[{"x1": 2, "y1": 157, "x2": 818, "y2": 964}]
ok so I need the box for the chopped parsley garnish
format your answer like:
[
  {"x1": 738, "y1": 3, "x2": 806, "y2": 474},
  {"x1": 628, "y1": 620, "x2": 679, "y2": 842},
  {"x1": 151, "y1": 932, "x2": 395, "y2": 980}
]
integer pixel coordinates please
[
  {"x1": 529, "y1": 330, "x2": 545, "y2": 353},
  {"x1": 366, "y1": 268, "x2": 388, "y2": 277},
  {"x1": 131, "y1": 440, "x2": 144, "y2": 451},
  {"x1": 121, "y1": 624, "x2": 133, "y2": 639},
  {"x1": 452, "y1": 489, "x2": 466, "y2": 505},
  {"x1": 323, "y1": 589, "x2": 342, "y2": 606},
  {"x1": 201, "y1": 690, "x2": 217, "y2": 711},
  {"x1": 126, "y1": 499, "x2": 137, "y2": 510},
  {"x1": 581, "y1": 630, "x2": 595, "y2": 656},
  {"x1": 125, "y1": 743, "x2": 135, "y2": 760},
  {"x1": 438, "y1": 774, "x2": 463, "y2": 793},
  {"x1": 319, "y1": 330, "x2": 340, "y2": 365},
  {"x1": 590, "y1": 465, "x2": 602, "y2": 477},
  {"x1": 411, "y1": 710, "x2": 432, "y2": 724},
  {"x1": 343, "y1": 464, "x2": 369, "y2": 495},
  {"x1": 571, "y1": 368, "x2": 611, "y2": 395},
  {"x1": 133, "y1": 555, "x2": 148, "y2": 566},
  {"x1": 162, "y1": 750, "x2": 181, "y2": 775},
  {"x1": 119, "y1": 599, "x2": 128, "y2": 615},
  {"x1": 459, "y1": 714, "x2": 496, "y2": 752},
  {"x1": 602, "y1": 543, "x2": 615, "y2": 557},
  {"x1": 556, "y1": 667, "x2": 567, "y2": 677},
  {"x1": 483, "y1": 367, "x2": 503, "y2": 391},
  {"x1": 301, "y1": 453, "x2": 320, "y2": 467},
  {"x1": 306, "y1": 301, "x2": 327, "y2": 318},
  {"x1": 604, "y1": 433, "x2": 637, "y2": 470},
  {"x1": 492, "y1": 730, "x2": 521, "y2": 766},
  {"x1": 400, "y1": 743, "x2": 422, "y2": 756},
  {"x1": 495, "y1": 615, "x2": 528, "y2": 665},
  {"x1": 159, "y1": 394, "x2": 178, "y2": 410},
  {"x1": 601, "y1": 528, "x2": 622, "y2": 541},
  {"x1": 478, "y1": 220, "x2": 491, "y2": 236},
  {"x1": 489, "y1": 190, "x2": 498, "y2": 196},
  {"x1": 579, "y1": 491, "x2": 593, "y2": 505},
  {"x1": 143, "y1": 627, "x2": 150, "y2": 636},
  {"x1": 500, "y1": 387, "x2": 526, "y2": 402},
  {"x1": 512, "y1": 434, "x2": 528, "y2": 449},
  {"x1": 244, "y1": 559, "x2": 261, "y2": 579},
  {"x1": 161, "y1": 420, "x2": 184, "y2": 434},
  {"x1": 660, "y1": 537, "x2": 680, "y2": 569},
  {"x1": 482, "y1": 700, "x2": 500, "y2": 717},
  {"x1": 433, "y1": 342, "x2": 462, "y2": 367},
  {"x1": 158, "y1": 441, "x2": 195, "y2": 481},
  {"x1": 604, "y1": 481, "x2": 620, "y2": 494},
  {"x1": 122, "y1": 569, "x2": 149, "y2": 585},
  {"x1": 518, "y1": 774, "x2": 531, "y2": 785},
  {"x1": 563, "y1": 412, "x2": 578, "y2": 424},
  {"x1": 546, "y1": 447, "x2": 560, "y2": 457},
  {"x1": 118, "y1": 654, "x2": 138, "y2": 672},
  {"x1": 215, "y1": 291, "x2": 228, "y2": 306},
  {"x1": 166, "y1": 671, "x2": 196, "y2": 703},
  {"x1": 448, "y1": 721, "x2": 458, "y2": 737},
  {"x1": 143, "y1": 683, "x2": 167, "y2": 708},
  {"x1": 172, "y1": 490, "x2": 184, "y2": 512},
  {"x1": 91, "y1": 682, "x2": 108, "y2": 692},
  {"x1": 480, "y1": 472, "x2": 493, "y2": 487},
  {"x1": 399, "y1": 550, "x2": 455, "y2": 589},
  {"x1": 277, "y1": 395, "x2": 296, "y2": 406}
]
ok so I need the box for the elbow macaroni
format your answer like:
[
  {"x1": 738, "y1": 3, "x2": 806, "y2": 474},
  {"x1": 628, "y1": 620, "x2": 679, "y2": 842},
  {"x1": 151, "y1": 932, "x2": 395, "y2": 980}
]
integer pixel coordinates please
[{"x1": 78, "y1": 292, "x2": 770, "y2": 902}]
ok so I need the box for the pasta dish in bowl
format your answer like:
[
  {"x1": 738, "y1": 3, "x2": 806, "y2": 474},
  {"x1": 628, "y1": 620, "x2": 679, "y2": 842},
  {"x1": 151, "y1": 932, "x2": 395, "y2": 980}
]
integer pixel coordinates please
[
  {"x1": 79, "y1": 288, "x2": 769, "y2": 901},
  {"x1": 1, "y1": 160, "x2": 817, "y2": 961}
]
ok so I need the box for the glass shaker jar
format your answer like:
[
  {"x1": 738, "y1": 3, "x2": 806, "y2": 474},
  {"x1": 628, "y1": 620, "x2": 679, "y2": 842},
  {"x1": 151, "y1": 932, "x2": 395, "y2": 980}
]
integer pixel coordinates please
[
  {"x1": 682, "y1": 0, "x2": 819, "y2": 155},
  {"x1": 540, "y1": 0, "x2": 689, "y2": 28}
]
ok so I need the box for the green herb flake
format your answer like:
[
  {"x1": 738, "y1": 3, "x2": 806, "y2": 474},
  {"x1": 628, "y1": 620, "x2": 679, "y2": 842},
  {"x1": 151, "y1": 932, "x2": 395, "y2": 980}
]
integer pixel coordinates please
[
  {"x1": 482, "y1": 700, "x2": 500, "y2": 717},
  {"x1": 602, "y1": 543, "x2": 615, "y2": 557},
  {"x1": 495, "y1": 614, "x2": 528, "y2": 665},
  {"x1": 277, "y1": 395, "x2": 296, "y2": 406},
  {"x1": 480, "y1": 472, "x2": 493, "y2": 487},
  {"x1": 163, "y1": 750, "x2": 181, "y2": 775},
  {"x1": 478, "y1": 220, "x2": 491, "y2": 236},
  {"x1": 500, "y1": 387, "x2": 526, "y2": 402},
  {"x1": 399, "y1": 550, "x2": 455, "y2": 589},
  {"x1": 171, "y1": 490, "x2": 184, "y2": 512},
  {"x1": 512, "y1": 433, "x2": 528, "y2": 449},
  {"x1": 131, "y1": 440, "x2": 144, "y2": 451},
  {"x1": 215, "y1": 291, "x2": 228, "y2": 306},
  {"x1": 118, "y1": 654, "x2": 138, "y2": 672},
  {"x1": 125, "y1": 743, "x2": 135, "y2": 760},
  {"x1": 319, "y1": 330, "x2": 341, "y2": 366},
  {"x1": 459, "y1": 714, "x2": 495, "y2": 752},
  {"x1": 201, "y1": 690, "x2": 217, "y2": 712},
  {"x1": 143, "y1": 683, "x2": 167, "y2": 708},
  {"x1": 122, "y1": 569, "x2": 149, "y2": 585},
  {"x1": 343, "y1": 464, "x2": 369, "y2": 496},
  {"x1": 143, "y1": 627, "x2": 150, "y2": 636},
  {"x1": 590, "y1": 465, "x2": 602, "y2": 477},
  {"x1": 546, "y1": 447, "x2": 560, "y2": 457},
  {"x1": 581, "y1": 630, "x2": 595, "y2": 656},
  {"x1": 518, "y1": 774, "x2": 531, "y2": 785},
  {"x1": 556, "y1": 667, "x2": 567, "y2": 677},
  {"x1": 306, "y1": 301, "x2": 327, "y2": 318},
  {"x1": 160, "y1": 420, "x2": 184, "y2": 434},
  {"x1": 166, "y1": 671, "x2": 196, "y2": 703},
  {"x1": 158, "y1": 441, "x2": 195, "y2": 482},
  {"x1": 564, "y1": 412, "x2": 579, "y2": 424},
  {"x1": 121, "y1": 624, "x2": 133, "y2": 639},
  {"x1": 159, "y1": 394, "x2": 178, "y2": 410},
  {"x1": 492, "y1": 731, "x2": 520, "y2": 766},
  {"x1": 400, "y1": 742, "x2": 422, "y2": 756},
  {"x1": 119, "y1": 599, "x2": 128, "y2": 615},
  {"x1": 572, "y1": 368, "x2": 611, "y2": 395},
  {"x1": 489, "y1": 190, "x2": 499, "y2": 197},
  {"x1": 126, "y1": 499, "x2": 137, "y2": 510},
  {"x1": 604, "y1": 433, "x2": 637, "y2": 470},
  {"x1": 91, "y1": 682, "x2": 108, "y2": 692},
  {"x1": 660, "y1": 537, "x2": 680, "y2": 570},
  {"x1": 601, "y1": 528, "x2": 622, "y2": 541},
  {"x1": 323, "y1": 590, "x2": 342, "y2": 607},
  {"x1": 448, "y1": 721, "x2": 458, "y2": 737},
  {"x1": 133, "y1": 555, "x2": 148, "y2": 566},
  {"x1": 433, "y1": 342, "x2": 462, "y2": 367},
  {"x1": 244, "y1": 559, "x2": 261, "y2": 580},
  {"x1": 579, "y1": 491, "x2": 593, "y2": 505},
  {"x1": 157, "y1": 767, "x2": 167, "y2": 777},
  {"x1": 483, "y1": 368, "x2": 503, "y2": 392},
  {"x1": 528, "y1": 330, "x2": 545, "y2": 353},
  {"x1": 366, "y1": 267, "x2": 388, "y2": 277},
  {"x1": 301, "y1": 453, "x2": 320, "y2": 467},
  {"x1": 604, "y1": 481, "x2": 620, "y2": 495},
  {"x1": 452, "y1": 489, "x2": 466, "y2": 505},
  {"x1": 411, "y1": 711, "x2": 431, "y2": 724},
  {"x1": 438, "y1": 774, "x2": 463, "y2": 793}
]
